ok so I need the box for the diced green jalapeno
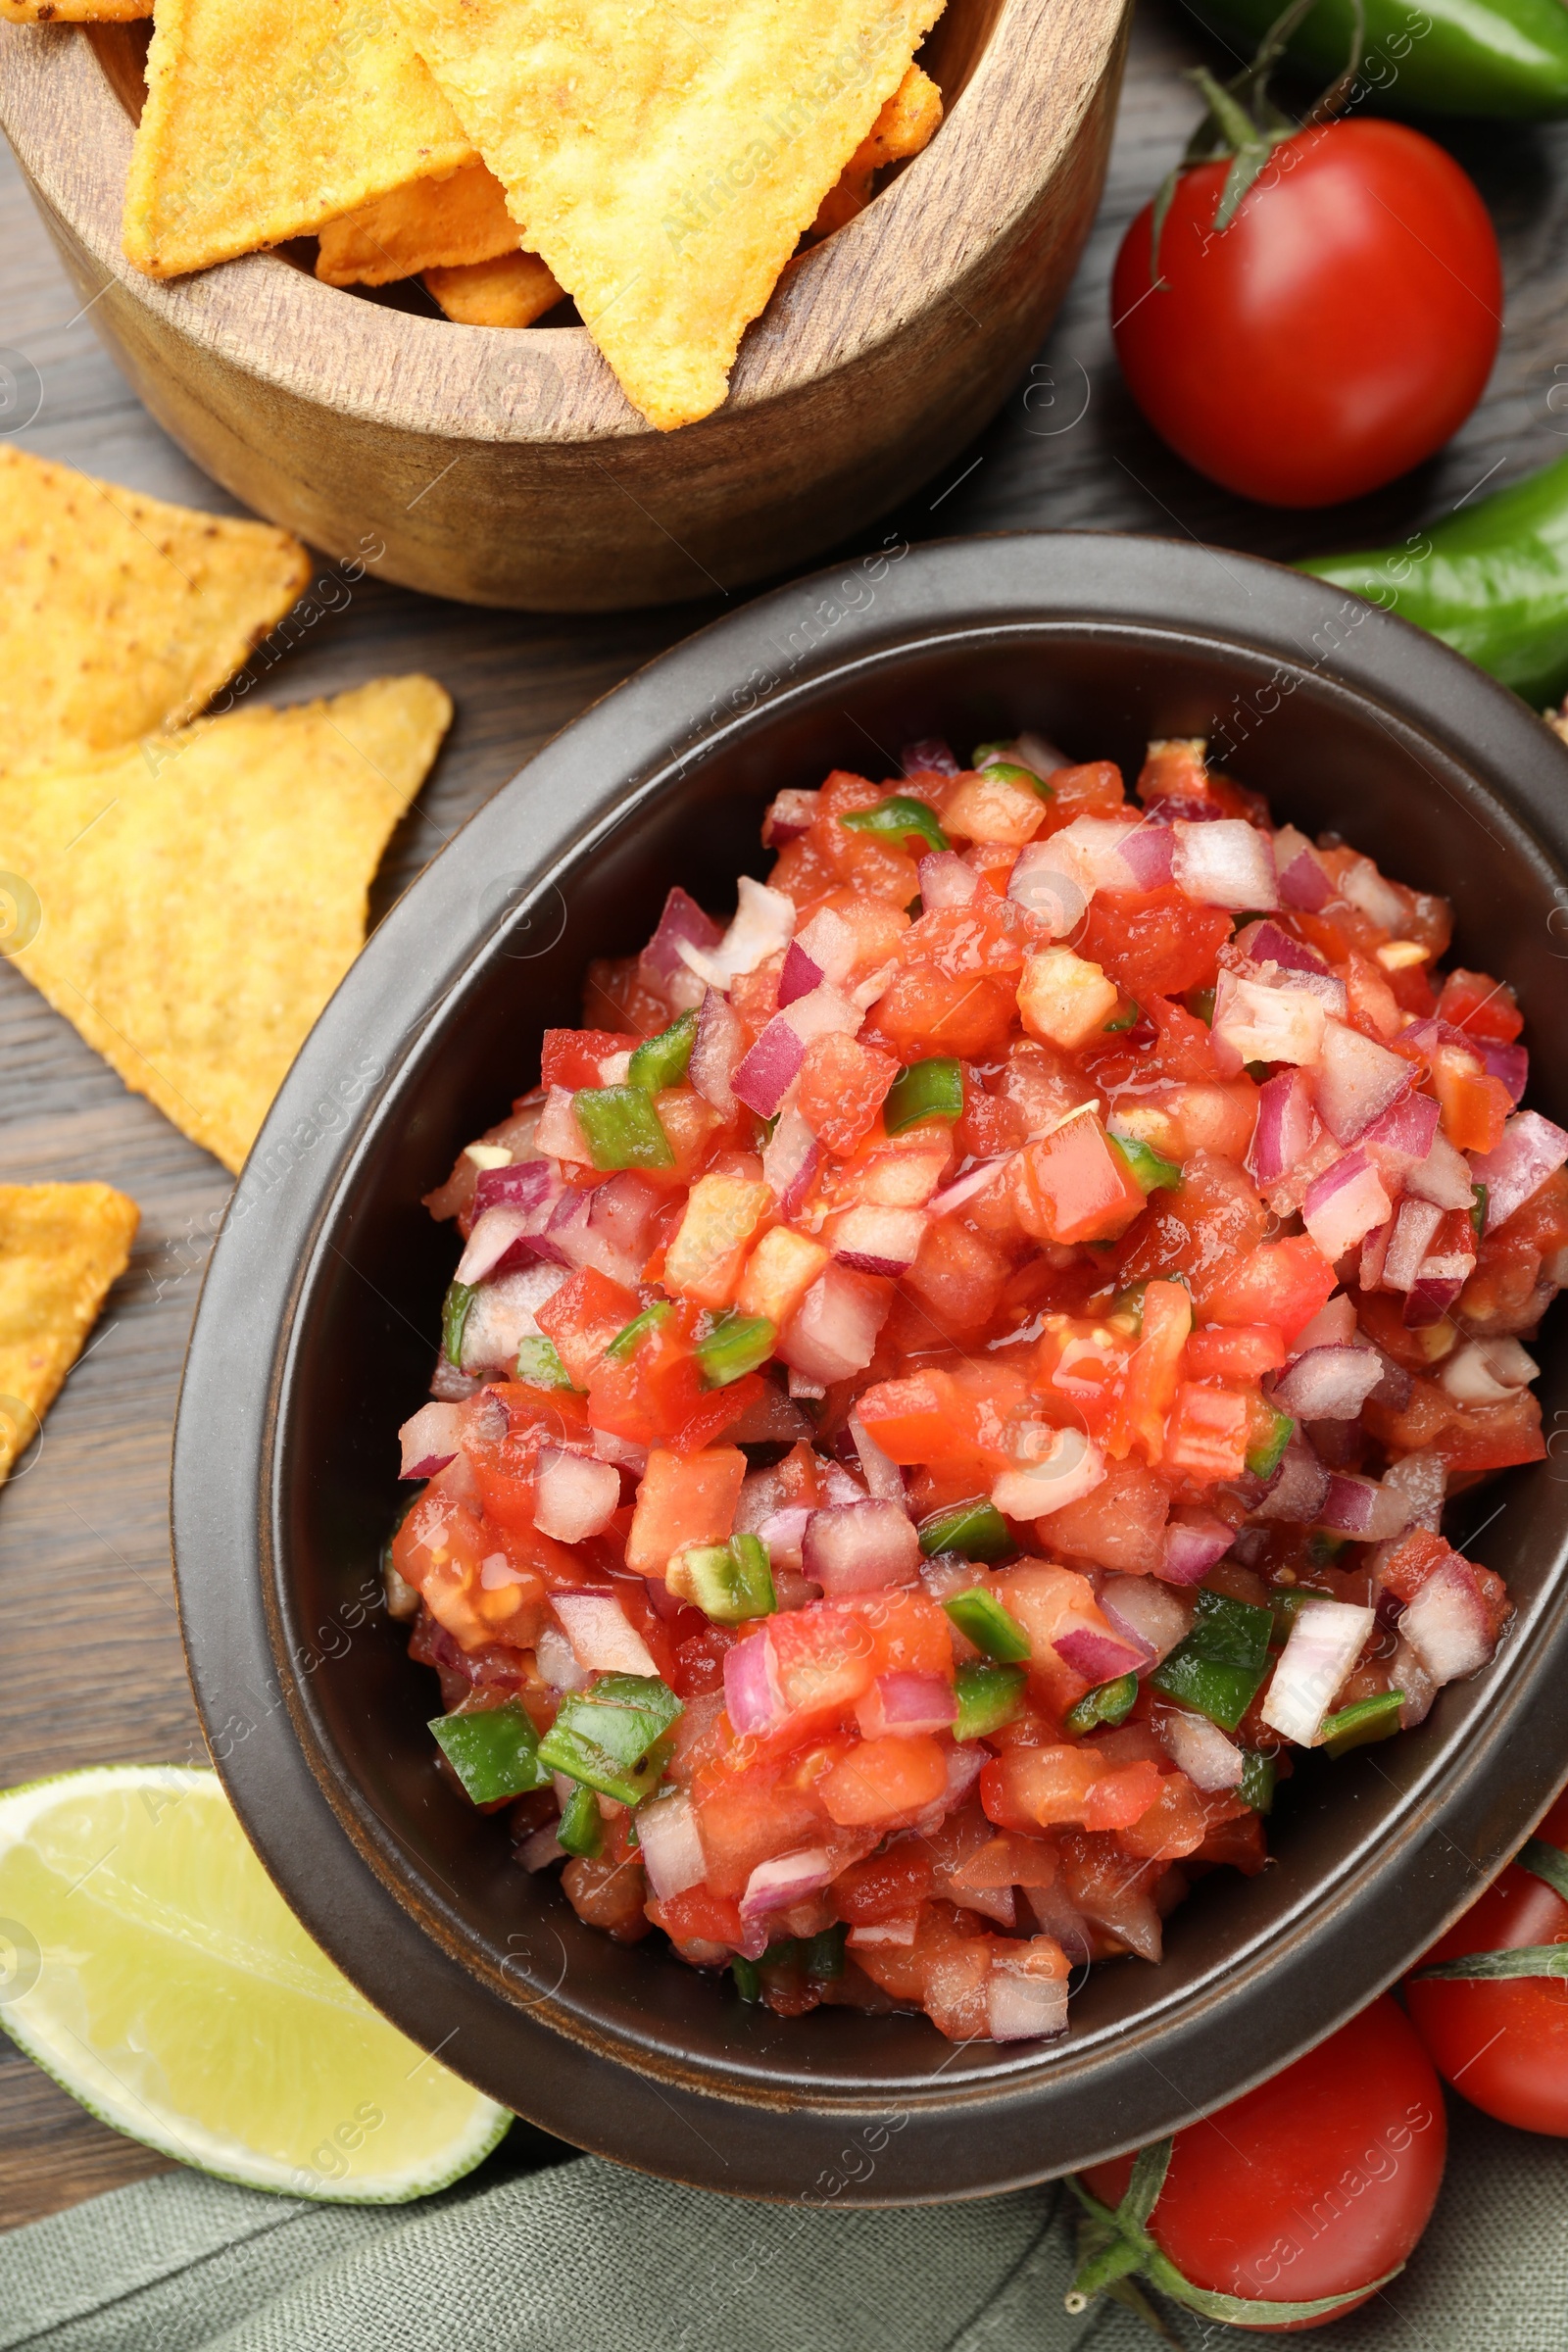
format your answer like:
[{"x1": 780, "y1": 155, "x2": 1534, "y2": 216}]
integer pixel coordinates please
[
  {"x1": 668, "y1": 1532, "x2": 776, "y2": 1623},
  {"x1": 986, "y1": 760, "x2": 1054, "y2": 800},
  {"x1": 1063, "y1": 1672, "x2": 1139, "y2": 1736},
  {"x1": 1471, "y1": 1182, "x2": 1488, "y2": 1240},
  {"x1": 883, "y1": 1056, "x2": 964, "y2": 1134},
  {"x1": 628, "y1": 1009, "x2": 698, "y2": 1094},
  {"x1": 1307, "y1": 1532, "x2": 1347, "y2": 1566},
  {"x1": 1102, "y1": 1001, "x2": 1141, "y2": 1034},
  {"x1": 514, "y1": 1335, "x2": 575, "y2": 1391},
  {"x1": 1270, "y1": 1587, "x2": 1314, "y2": 1645},
  {"x1": 428, "y1": 1700, "x2": 552, "y2": 1804},
  {"x1": 537, "y1": 1673, "x2": 685, "y2": 1804},
  {"x1": 917, "y1": 1497, "x2": 1012, "y2": 1562},
  {"x1": 1187, "y1": 985, "x2": 1216, "y2": 1027},
  {"x1": 839, "y1": 795, "x2": 950, "y2": 856},
  {"x1": 1239, "y1": 1748, "x2": 1277, "y2": 1814},
  {"x1": 1149, "y1": 1590, "x2": 1273, "y2": 1733},
  {"x1": 1320, "y1": 1690, "x2": 1405, "y2": 1757},
  {"x1": 605, "y1": 1300, "x2": 671, "y2": 1361},
  {"x1": 1108, "y1": 1129, "x2": 1183, "y2": 1194},
  {"x1": 441, "y1": 1279, "x2": 476, "y2": 1367},
  {"x1": 556, "y1": 1781, "x2": 604, "y2": 1857},
  {"x1": 1109, "y1": 1280, "x2": 1149, "y2": 1336},
  {"x1": 943, "y1": 1587, "x2": 1032, "y2": 1663},
  {"x1": 803, "y1": 1924, "x2": 846, "y2": 1981},
  {"x1": 953, "y1": 1660, "x2": 1027, "y2": 1741},
  {"x1": 694, "y1": 1312, "x2": 776, "y2": 1388},
  {"x1": 731, "y1": 1955, "x2": 762, "y2": 2003},
  {"x1": 573, "y1": 1085, "x2": 675, "y2": 1171},
  {"x1": 1246, "y1": 1403, "x2": 1296, "y2": 1482}
]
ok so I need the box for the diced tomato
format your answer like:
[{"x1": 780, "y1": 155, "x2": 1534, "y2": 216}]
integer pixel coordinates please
[
  {"x1": 1430, "y1": 1048, "x2": 1512, "y2": 1154},
  {"x1": 392, "y1": 1494, "x2": 547, "y2": 1652},
  {"x1": 980, "y1": 1744, "x2": 1163, "y2": 1835},
  {"x1": 833, "y1": 1844, "x2": 935, "y2": 1922},
  {"x1": 954, "y1": 1079, "x2": 1030, "y2": 1160},
  {"x1": 855, "y1": 1367, "x2": 994, "y2": 1469},
  {"x1": 902, "y1": 1216, "x2": 1010, "y2": 1333},
  {"x1": 623, "y1": 1446, "x2": 747, "y2": 1578},
  {"x1": 662, "y1": 1172, "x2": 771, "y2": 1308},
  {"x1": 1162, "y1": 1383, "x2": 1250, "y2": 1484},
  {"x1": 1036, "y1": 1455, "x2": 1171, "y2": 1576},
  {"x1": 540, "y1": 1027, "x2": 641, "y2": 1090},
  {"x1": 1378, "y1": 1528, "x2": 1511, "y2": 1638},
  {"x1": 645, "y1": 1883, "x2": 747, "y2": 1957},
  {"x1": 1017, "y1": 1112, "x2": 1147, "y2": 1247},
  {"x1": 842, "y1": 1587, "x2": 955, "y2": 1679},
  {"x1": 867, "y1": 968, "x2": 1018, "y2": 1059},
  {"x1": 1079, "y1": 886, "x2": 1232, "y2": 1002},
  {"x1": 1117, "y1": 1151, "x2": 1270, "y2": 1308},
  {"x1": 1438, "y1": 967, "x2": 1523, "y2": 1043},
  {"x1": 797, "y1": 1032, "x2": 899, "y2": 1155},
  {"x1": 1119, "y1": 1777, "x2": 1247, "y2": 1863},
  {"x1": 1136, "y1": 739, "x2": 1212, "y2": 804},
  {"x1": 1107, "y1": 1279, "x2": 1191, "y2": 1461},
  {"x1": 1034, "y1": 1313, "x2": 1136, "y2": 1439},
  {"x1": 582, "y1": 958, "x2": 677, "y2": 1039},
  {"x1": 818, "y1": 1735, "x2": 949, "y2": 1826},
  {"x1": 1365, "y1": 1379, "x2": 1544, "y2": 1472},
  {"x1": 1038, "y1": 760, "x2": 1126, "y2": 831},
  {"x1": 1182, "y1": 1324, "x2": 1286, "y2": 1381},
  {"x1": 535, "y1": 1266, "x2": 641, "y2": 1388},
  {"x1": 1200, "y1": 1233, "x2": 1338, "y2": 1340}
]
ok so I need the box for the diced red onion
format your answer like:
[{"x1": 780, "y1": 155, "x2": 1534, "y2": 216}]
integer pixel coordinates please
[
  {"x1": 589, "y1": 1424, "x2": 647, "y2": 1472},
  {"x1": 1301, "y1": 1150, "x2": 1392, "y2": 1260},
  {"x1": 459, "y1": 1265, "x2": 567, "y2": 1374},
  {"x1": 535, "y1": 1624, "x2": 590, "y2": 1693},
  {"x1": 1289, "y1": 1292, "x2": 1357, "y2": 1356},
  {"x1": 1116, "y1": 821, "x2": 1176, "y2": 890},
  {"x1": 1440, "y1": 1337, "x2": 1538, "y2": 1404},
  {"x1": 861, "y1": 1670, "x2": 958, "y2": 1738},
  {"x1": 1101, "y1": 1574, "x2": 1193, "y2": 1662},
  {"x1": 1260, "y1": 1597, "x2": 1375, "y2": 1743},
  {"x1": 822, "y1": 1456, "x2": 870, "y2": 1505},
  {"x1": 1242, "y1": 919, "x2": 1329, "y2": 975},
  {"x1": 926, "y1": 1157, "x2": 1011, "y2": 1219},
  {"x1": 637, "y1": 1790, "x2": 708, "y2": 1901},
  {"x1": 1159, "y1": 1512, "x2": 1235, "y2": 1584},
  {"x1": 677, "y1": 876, "x2": 797, "y2": 990},
  {"x1": 761, "y1": 787, "x2": 820, "y2": 847},
  {"x1": 1390, "y1": 1635, "x2": 1437, "y2": 1728},
  {"x1": 1247, "y1": 1067, "x2": 1321, "y2": 1190},
  {"x1": 782, "y1": 983, "x2": 863, "y2": 1047},
  {"x1": 944, "y1": 1742, "x2": 987, "y2": 1810},
  {"x1": 1011, "y1": 730, "x2": 1069, "y2": 779},
  {"x1": 1368, "y1": 1349, "x2": 1413, "y2": 1410},
  {"x1": 533, "y1": 1447, "x2": 621, "y2": 1543},
  {"x1": 849, "y1": 1412, "x2": 907, "y2": 1504},
  {"x1": 777, "y1": 1263, "x2": 889, "y2": 1383},
  {"x1": 1358, "y1": 1218, "x2": 1392, "y2": 1293},
  {"x1": 1313, "y1": 1020, "x2": 1415, "y2": 1146},
  {"x1": 399, "y1": 1399, "x2": 466, "y2": 1480},
  {"x1": 761, "y1": 1104, "x2": 818, "y2": 1209},
  {"x1": 1273, "y1": 1344, "x2": 1384, "y2": 1422},
  {"x1": 1318, "y1": 1472, "x2": 1412, "y2": 1541},
  {"x1": 1480, "y1": 1041, "x2": 1528, "y2": 1104},
  {"x1": 724, "y1": 1627, "x2": 786, "y2": 1735},
  {"x1": 1382, "y1": 1196, "x2": 1445, "y2": 1293},
  {"x1": 1213, "y1": 971, "x2": 1327, "y2": 1071},
  {"x1": 1143, "y1": 793, "x2": 1224, "y2": 825},
  {"x1": 1007, "y1": 842, "x2": 1088, "y2": 936},
  {"x1": 1156, "y1": 1709, "x2": 1244, "y2": 1790},
  {"x1": 986, "y1": 1968, "x2": 1069, "y2": 2043},
  {"x1": 992, "y1": 1427, "x2": 1105, "y2": 1522},
  {"x1": 918, "y1": 853, "x2": 980, "y2": 910},
  {"x1": 535, "y1": 1086, "x2": 592, "y2": 1163},
  {"x1": 794, "y1": 905, "x2": 858, "y2": 986},
  {"x1": 551, "y1": 1592, "x2": 659, "y2": 1677},
  {"x1": 732, "y1": 1016, "x2": 807, "y2": 1116},
  {"x1": 803, "y1": 1500, "x2": 920, "y2": 1596},
  {"x1": 1023, "y1": 1883, "x2": 1094, "y2": 1971},
  {"x1": 1469, "y1": 1110, "x2": 1568, "y2": 1234},
  {"x1": 1404, "y1": 1133, "x2": 1480, "y2": 1212},
  {"x1": 1402, "y1": 1266, "x2": 1470, "y2": 1329},
  {"x1": 542, "y1": 1184, "x2": 642, "y2": 1290},
  {"x1": 1172, "y1": 817, "x2": 1278, "y2": 910},
  {"x1": 517, "y1": 1825, "x2": 567, "y2": 1872},
  {"x1": 778, "y1": 939, "x2": 824, "y2": 1007},
  {"x1": 1253, "y1": 1438, "x2": 1331, "y2": 1525},
  {"x1": 1339, "y1": 856, "x2": 1406, "y2": 930},
  {"x1": 1399, "y1": 1557, "x2": 1496, "y2": 1687},
  {"x1": 901, "y1": 736, "x2": 959, "y2": 776},
  {"x1": 1053, "y1": 1625, "x2": 1150, "y2": 1683},
  {"x1": 740, "y1": 1845, "x2": 840, "y2": 1919},
  {"x1": 850, "y1": 1919, "x2": 920, "y2": 1948},
  {"x1": 589, "y1": 1170, "x2": 663, "y2": 1265},
  {"x1": 756, "y1": 1503, "x2": 812, "y2": 1573},
  {"x1": 472, "y1": 1155, "x2": 559, "y2": 1220},
  {"x1": 829, "y1": 1203, "x2": 926, "y2": 1277},
  {"x1": 1273, "y1": 826, "x2": 1334, "y2": 910},
  {"x1": 1360, "y1": 1092, "x2": 1441, "y2": 1172},
  {"x1": 1379, "y1": 1447, "x2": 1446, "y2": 1531},
  {"x1": 690, "y1": 988, "x2": 745, "y2": 1115},
  {"x1": 638, "y1": 886, "x2": 722, "y2": 1010}
]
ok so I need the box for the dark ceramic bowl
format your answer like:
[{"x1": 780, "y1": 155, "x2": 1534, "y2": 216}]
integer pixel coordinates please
[{"x1": 172, "y1": 532, "x2": 1568, "y2": 2203}]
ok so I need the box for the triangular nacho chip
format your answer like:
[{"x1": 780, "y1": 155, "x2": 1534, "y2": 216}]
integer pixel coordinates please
[
  {"x1": 424, "y1": 252, "x2": 565, "y2": 328},
  {"x1": 0, "y1": 1184, "x2": 139, "y2": 1485},
  {"x1": 392, "y1": 0, "x2": 947, "y2": 428},
  {"x1": 0, "y1": 447, "x2": 310, "y2": 783},
  {"x1": 0, "y1": 679, "x2": 452, "y2": 1173},
  {"x1": 0, "y1": 0, "x2": 147, "y2": 19},
  {"x1": 317, "y1": 160, "x2": 519, "y2": 287},
  {"x1": 123, "y1": 0, "x2": 475, "y2": 277}
]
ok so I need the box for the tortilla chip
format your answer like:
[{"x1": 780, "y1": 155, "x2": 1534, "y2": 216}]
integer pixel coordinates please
[
  {"x1": 424, "y1": 251, "x2": 565, "y2": 328},
  {"x1": 0, "y1": 0, "x2": 147, "y2": 18},
  {"x1": 123, "y1": 0, "x2": 475, "y2": 277},
  {"x1": 392, "y1": 0, "x2": 947, "y2": 429},
  {"x1": 0, "y1": 679, "x2": 451, "y2": 1173},
  {"x1": 0, "y1": 447, "x2": 310, "y2": 784},
  {"x1": 317, "y1": 160, "x2": 519, "y2": 288},
  {"x1": 812, "y1": 62, "x2": 942, "y2": 236},
  {"x1": 0, "y1": 1184, "x2": 139, "y2": 1485}
]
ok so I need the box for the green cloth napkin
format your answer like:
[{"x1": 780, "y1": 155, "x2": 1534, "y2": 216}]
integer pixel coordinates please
[{"x1": 2, "y1": 2099, "x2": 1565, "y2": 2352}]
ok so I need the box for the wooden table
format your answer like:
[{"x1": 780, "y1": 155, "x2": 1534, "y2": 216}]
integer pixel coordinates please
[{"x1": 4, "y1": 0, "x2": 1567, "y2": 2232}]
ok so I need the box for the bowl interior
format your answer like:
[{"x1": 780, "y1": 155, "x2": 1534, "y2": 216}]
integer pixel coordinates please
[{"x1": 271, "y1": 618, "x2": 1568, "y2": 2104}]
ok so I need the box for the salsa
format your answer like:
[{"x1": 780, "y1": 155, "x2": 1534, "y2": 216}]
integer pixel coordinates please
[{"x1": 388, "y1": 730, "x2": 1568, "y2": 2042}]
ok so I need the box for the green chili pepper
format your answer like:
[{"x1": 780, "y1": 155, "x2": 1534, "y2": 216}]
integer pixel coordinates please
[
  {"x1": 1192, "y1": 0, "x2": 1568, "y2": 120},
  {"x1": 1301, "y1": 451, "x2": 1568, "y2": 708},
  {"x1": 669, "y1": 1532, "x2": 776, "y2": 1623},
  {"x1": 1270, "y1": 1587, "x2": 1315, "y2": 1645},
  {"x1": 1149, "y1": 1591, "x2": 1273, "y2": 1732},
  {"x1": 1064, "y1": 1672, "x2": 1140, "y2": 1736},
  {"x1": 1186, "y1": 985, "x2": 1216, "y2": 1028},
  {"x1": 1239, "y1": 1748, "x2": 1277, "y2": 1814},
  {"x1": 953, "y1": 1660, "x2": 1028, "y2": 1740},
  {"x1": 1320, "y1": 1690, "x2": 1405, "y2": 1757},
  {"x1": 803, "y1": 1924, "x2": 847, "y2": 1981},
  {"x1": 1246, "y1": 1404, "x2": 1296, "y2": 1482},
  {"x1": 1109, "y1": 1279, "x2": 1150, "y2": 1337},
  {"x1": 839, "y1": 795, "x2": 950, "y2": 856},
  {"x1": 514, "y1": 1335, "x2": 575, "y2": 1391},
  {"x1": 1471, "y1": 1182, "x2": 1489, "y2": 1241},
  {"x1": 441, "y1": 1279, "x2": 476, "y2": 1367},
  {"x1": 573, "y1": 1085, "x2": 675, "y2": 1171},
  {"x1": 556, "y1": 1781, "x2": 604, "y2": 1857},
  {"x1": 428, "y1": 1700, "x2": 552, "y2": 1804},
  {"x1": 1307, "y1": 1532, "x2": 1348, "y2": 1566},
  {"x1": 883, "y1": 1056, "x2": 964, "y2": 1133},
  {"x1": 943, "y1": 1587, "x2": 1032, "y2": 1663},
  {"x1": 628, "y1": 1009, "x2": 698, "y2": 1094},
  {"x1": 917, "y1": 1496, "x2": 1013, "y2": 1562},
  {"x1": 1108, "y1": 1129, "x2": 1183, "y2": 1195},
  {"x1": 973, "y1": 744, "x2": 1056, "y2": 795},
  {"x1": 605, "y1": 1301, "x2": 671, "y2": 1360},
  {"x1": 537, "y1": 1674, "x2": 684, "y2": 1804},
  {"x1": 693, "y1": 1311, "x2": 776, "y2": 1388},
  {"x1": 1102, "y1": 1001, "x2": 1141, "y2": 1035},
  {"x1": 731, "y1": 1955, "x2": 762, "y2": 2003}
]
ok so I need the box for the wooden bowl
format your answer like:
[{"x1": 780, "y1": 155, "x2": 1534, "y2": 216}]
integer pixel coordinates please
[{"x1": 0, "y1": 0, "x2": 1129, "y2": 611}]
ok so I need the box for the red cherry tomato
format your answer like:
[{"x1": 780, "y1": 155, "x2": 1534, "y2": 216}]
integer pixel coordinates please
[
  {"x1": 1080, "y1": 1996, "x2": 1446, "y2": 2330},
  {"x1": 1404, "y1": 1788, "x2": 1568, "y2": 2136},
  {"x1": 1111, "y1": 120, "x2": 1501, "y2": 507}
]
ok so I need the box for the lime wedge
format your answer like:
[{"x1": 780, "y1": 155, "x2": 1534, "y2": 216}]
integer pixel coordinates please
[{"x1": 0, "y1": 1764, "x2": 511, "y2": 2200}]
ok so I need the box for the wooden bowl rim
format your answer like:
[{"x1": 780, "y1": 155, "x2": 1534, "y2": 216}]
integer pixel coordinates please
[{"x1": 0, "y1": 0, "x2": 1129, "y2": 446}]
